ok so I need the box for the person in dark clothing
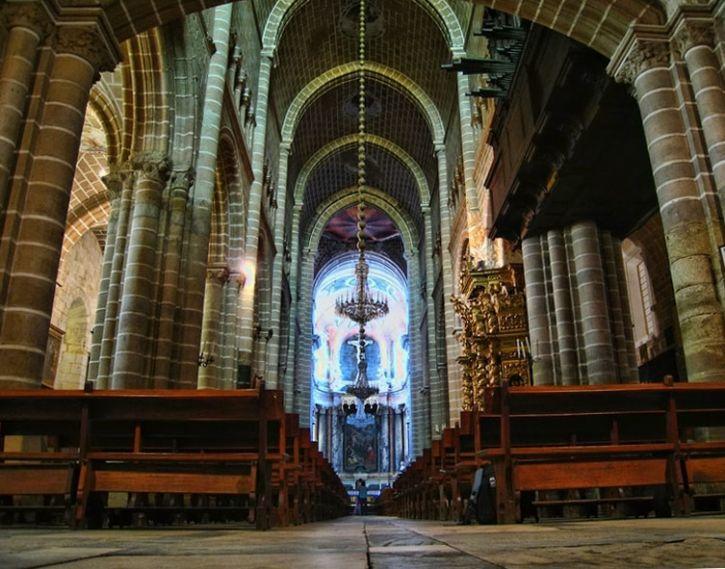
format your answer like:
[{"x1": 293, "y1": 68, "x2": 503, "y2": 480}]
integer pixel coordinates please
[{"x1": 356, "y1": 479, "x2": 368, "y2": 516}]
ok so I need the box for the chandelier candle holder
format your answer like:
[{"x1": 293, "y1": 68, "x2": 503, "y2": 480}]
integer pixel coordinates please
[{"x1": 335, "y1": 0, "x2": 389, "y2": 404}]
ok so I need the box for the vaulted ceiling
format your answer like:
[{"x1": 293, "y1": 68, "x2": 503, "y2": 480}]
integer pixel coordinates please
[{"x1": 274, "y1": 0, "x2": 457, "y2": 242}]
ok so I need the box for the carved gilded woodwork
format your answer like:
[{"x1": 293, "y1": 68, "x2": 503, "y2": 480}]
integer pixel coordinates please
[{"x1": 452, "y1": 259, "x2": 530, "y2": 410}]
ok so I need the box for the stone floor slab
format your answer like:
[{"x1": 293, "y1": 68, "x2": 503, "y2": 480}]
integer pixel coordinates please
[{"x1": 0, "y1": 516, "x2": 723, "y2": 568}]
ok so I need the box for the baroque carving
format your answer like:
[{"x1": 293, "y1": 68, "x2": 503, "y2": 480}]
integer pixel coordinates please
[
  {"x1": 613, "y1": 39, "x2": 671, "y2": 85},
  {"x1": 452, "y1": 260, "x2": 530, "y2": 411}
]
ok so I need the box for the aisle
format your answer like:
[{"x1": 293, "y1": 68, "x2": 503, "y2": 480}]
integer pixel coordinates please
[{"x1": 1, "y1": 515, "x2": 724, "y2": 568}]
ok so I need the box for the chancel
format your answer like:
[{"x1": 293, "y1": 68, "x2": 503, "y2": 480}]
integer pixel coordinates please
[{"x1": 0, "y1": 0, "x2": 724, "y2": 567}]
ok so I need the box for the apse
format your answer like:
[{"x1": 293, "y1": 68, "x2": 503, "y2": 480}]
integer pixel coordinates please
[{"x1": 310, "y1": 232, "x2": 412, "y2": 482}]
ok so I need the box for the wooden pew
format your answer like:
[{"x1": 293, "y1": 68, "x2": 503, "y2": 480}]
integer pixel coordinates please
[
  {"x1": 479, "y1": 379, "x2": 725, "y2": 523},
  {"x1": 74, "y1": 384, "x2": 282, "y2": 529},
  {"x1": 388, "y1": 380, "x2": 725, "y2": 524},
  {"x1": 0, "y1": 384, "x2": 348, "y2": 529},
  {"x1": 0, "y1": 392, "x2": 84, "y2": 524}
]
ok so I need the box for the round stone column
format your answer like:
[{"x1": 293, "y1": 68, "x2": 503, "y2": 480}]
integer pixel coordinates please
[
  {"x1": 177, "y1": 5, "x2": 233, "y2": 387},
  {"x1": 96, "y1": 168, "x2": 134, "y2": 388},
  {"x1": 87, "y1": 167, "x2": 123, "y2": 384},
  {"x1": 294, "y1": 250, "x2": 316, "y2": 424},
  {"x1": 283, "y1": 203, "x2": 303, "y2": 410},
  {"x1": 435, "y1": 143, "x2": 460, "y2": 422},
  {"x1": 675, "y1": 20, "x2": 725, "y2": 210},
  {"x1": 198, "y1": 265, "x2": 229, "y2": 389},
  {"x1": 239, "y1": 51, "x2": 274, "y2": 373},
  {"x1": 546, "y1": 230, "x2": 578, "y2": 385},
  {"x1": 613, "y1": 37, "x2": 725, "y2": 382},
  {"x1": 569, "y1": 222, "x2": 617, "y2": 384},
  {"x1": 266, "y1": 141, "x2": 291, "y2": 388},
  {"x1": 522, "y1": 235, "x2": 555, "y2": 385},
  {"x1": 153, "y1": 170, "x2": 192, "y2": 388},
  {"x1": 112, "y1": 154, "x2": 170, "y2": 389},
  {"x1": 0, "y1": 23, "x2": 119, "y2": 388},
  {"x1": 422, "y1": 205, "x2": 445, "y2": 434},
  {"x1": 0, "y1": 4, "x2": 51, "y2": 215}
]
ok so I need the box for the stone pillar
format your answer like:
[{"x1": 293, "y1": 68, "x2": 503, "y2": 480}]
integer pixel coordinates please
[
  {"x1": 601, "y1": 232, "x2": 639, "y2": 382},
  {"x1": 294, "y1": 250, "x2": 315, "y2": 424},
  {"x1": 177, "y1": 5, "x2": 233, "y2": 388},
  {"x1": 266, "y1": 141, "x2": 291, "y2": 388},
  {"x1": 407, "y1": 248, "x2": 429, "y2": 456},
  {"x1": 87, "y1": 167, "x2": 123, "y2": 383},
  {"x1": 283, "y1": 203, "x2": 303, "y2": 410},
  {"x1": 0, "y1": 3, "x2": 51, "y2": 217},
  {"x1": 96, "y1": 167, "x2": 134, "y2": 388},
  {"x1": 152, "y1": 170, "x2": 192, "y2": 388},
  {"x1": 219, "y1": 272, "x2": 243, "y2": 388},
  {"x1": 112, "y1": 154, "x2": 170, "y2": 389},
  {"x1": 422, "y1": 205, "x2": 445, "y2": 434},
  {"x1": 524, "y1": 223, "x2": 637, "y2": 385},
  {"x1": 0, "y1": 21, "x2": 119, "y2": 388},
  {"x1": 435, "y1": 144, "x2": 461, "y2": 423},
  {"x1": 546, "y1": 230, "x2": 578, "y2": 385},
  {"x1": 570, "y1": 221, "x2": 618, "y2": 384},
  {"x1": 674, "y1": 19, "x2": 725, "y2": 210},
  {"x1": 612, "y1": 37, "x2": 725, "y2": 381},
  {"x1": 198, "y1": 265, "x2": 229, "y2": 388},
  {"x1": 454, "y1": 66, "x2": 485, "y2": 257},
  {"x1": 522, "y1": 236, "x2": 555, "y2": 385},
  {"x1": 239, "y1": 51, "x2": 274, "y2": 374}
]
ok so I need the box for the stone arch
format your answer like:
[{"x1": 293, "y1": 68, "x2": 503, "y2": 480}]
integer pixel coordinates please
[
  {"x1": 88, "y1": 81, "x2": 123, "y2": 166},
  {"x1": 217, "y1": 132, "x2": 247, "y2": 264},
  {"x1": 263, "y1": 0, "x2": 465, "y2": 51},
  {"x1": 294, "y1": 134, "x2": 431, "y2": 205},
  {"x1": 305, "y1": 186, "x2": 418, "y2": 254},
  {"x1": 282, "y1": 62, "x2": 445, "y2": 144},
  {"x1": 209, "y1": 168, "x2": 230, "y2": 266},
  {"x1": 104, "y1": 1, "x2": 667, "y2": 59},
  {"x1": 119, "y1": 28, "x2": 171, "y2": 161}
]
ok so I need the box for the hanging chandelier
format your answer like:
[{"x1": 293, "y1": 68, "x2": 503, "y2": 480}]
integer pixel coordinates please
[{"x1": 335, "y1": 0, "x2": 389, "y2": 404}]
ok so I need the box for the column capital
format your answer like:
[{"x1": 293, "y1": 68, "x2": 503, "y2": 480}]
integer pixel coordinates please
[
  {"x1": 280, "y1": 140, "x2": 292, "y2": 152},
  {"x1": 1, "y1": 1, "x2": 54, "y2": 38},
  {"x1": 206, "y1": 264, "x2": 230, "y2": 284},
  {"x1": 609, "y1": 35, "x2": 671, "y2": 86},
  {"x1": 673, "y1": 19, "x2": 715, "y2": 57},
  {"x1": 101, "y1": 165, "x2": 125, "y2": 201},
  {"x1": 55, "y1": 16, "x2": 121, "y2": 73},
  {"x1": 131, "y1": 152, "x2": 171, "y2": 184},
  {"x1": 434, "y1": 143, "x2": 446, "y2": 155},
  {"x1": 170, "y1": 168, "x2": 194, "y2": 190}
]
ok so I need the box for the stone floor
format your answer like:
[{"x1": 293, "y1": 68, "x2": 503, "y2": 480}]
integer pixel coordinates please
[{"x1": 1, "y1": 515, "x2": 724, "y2": 568}]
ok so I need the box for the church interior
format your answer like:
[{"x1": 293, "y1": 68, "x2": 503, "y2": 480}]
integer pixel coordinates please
[{"x1": 0, "y1": 0, "x2": 724, "y2": 567}]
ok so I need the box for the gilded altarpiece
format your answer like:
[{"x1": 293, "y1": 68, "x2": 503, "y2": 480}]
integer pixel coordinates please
[{"x1": 452, "y1": 262, "x2": 530, "y2": 410}]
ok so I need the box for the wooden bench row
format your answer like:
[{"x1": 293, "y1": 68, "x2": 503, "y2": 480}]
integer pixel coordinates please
[
  {"x1": 0, "y1": 383, "x2": 348, "y2": 529},
  {"x1": 386, "y1": 379, "x2": 725, "y2": 523}
]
